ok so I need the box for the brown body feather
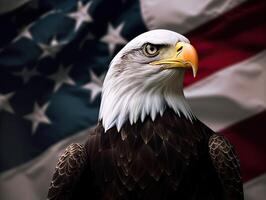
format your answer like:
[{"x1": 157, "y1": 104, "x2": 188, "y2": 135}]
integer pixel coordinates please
[{"x1": 47, "y1": 109, "x2": 243, "y2": 200}]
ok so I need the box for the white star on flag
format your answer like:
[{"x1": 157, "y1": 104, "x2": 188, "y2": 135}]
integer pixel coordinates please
[
  {"x1": 13, "y1": 25, "x2": 33, "y2": 42},
  {"x1": 13, "y1": 67, "x2": 39, "y2": 83},
  {"x1": 24, "y1": 102, "x2": 51, "y2": 134},
  {"x1": 100, "y1": 23, "x2": 127, "y2": 55},
  {"x1": 83, "y1": 70, "x2": 105, "y2": 102},
  {"x1": 38, "y1": 37, "x2": 65, "y2": 59},
  {"x1": 48, "y1": 65, "x2": 75, "y2": 92},
  {"x1": 68, "y1": 1, "x2": 93, "y2": 31},
  {"x1": 0, "y1": 92, "x2": 15, "y2": 114}
]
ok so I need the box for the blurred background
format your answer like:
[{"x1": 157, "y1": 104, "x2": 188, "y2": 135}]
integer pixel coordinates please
[{"x1": 0, "y1": 0, "x2": 265, "y2": 199}]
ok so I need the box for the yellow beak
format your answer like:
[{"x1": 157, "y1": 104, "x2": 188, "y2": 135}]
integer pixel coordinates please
[{"x1": 150, "y1": 42, "x2": 198, "y2": 77}]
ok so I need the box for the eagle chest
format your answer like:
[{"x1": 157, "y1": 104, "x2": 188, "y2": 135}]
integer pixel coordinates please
[{"x1": 90, "y1": 114, "x2": 208, "y2": 199}]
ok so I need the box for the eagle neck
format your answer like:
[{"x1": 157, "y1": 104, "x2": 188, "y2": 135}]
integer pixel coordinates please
[{"x1": 99, "y1": 70, "x2": 194, "y2": 132}]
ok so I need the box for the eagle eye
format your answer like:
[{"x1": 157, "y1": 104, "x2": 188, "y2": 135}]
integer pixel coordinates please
[{"x1": 142, "y1": 43, "x2": 160, "y2": 57}]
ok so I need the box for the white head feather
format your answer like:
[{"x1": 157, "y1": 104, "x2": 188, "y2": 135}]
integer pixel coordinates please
[{"x1": 99, "y1": 29, "x2": 194, "y2": 132}]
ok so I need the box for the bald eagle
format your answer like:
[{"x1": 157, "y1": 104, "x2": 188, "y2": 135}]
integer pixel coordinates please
[{"x1": 47, "y1": 30, "x2": 243, "y2": 200}]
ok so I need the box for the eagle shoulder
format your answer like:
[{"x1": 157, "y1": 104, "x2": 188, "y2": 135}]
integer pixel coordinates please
[
  {"x1": 47, "y1": 143, "x2": 88, "y2": 200},
  {"x1": 208, "y1": 134, "x2": 244, "y2": 200}
]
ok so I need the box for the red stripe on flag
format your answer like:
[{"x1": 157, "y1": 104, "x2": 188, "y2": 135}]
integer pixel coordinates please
[
  {"x1": 184, "y1": 0, "x2": 266, "y2": 86},
  {"x1": 221, "y1": 111, "x2": 266, "y2": 182}
]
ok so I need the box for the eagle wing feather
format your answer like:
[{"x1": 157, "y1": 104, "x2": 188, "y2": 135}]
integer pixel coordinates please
[
  {"x1": 208, "y1": 134, "x2": 244, "y2": 200},
  {"x1": 47, "y1": 143, "x2": 88, "y2": 200}
]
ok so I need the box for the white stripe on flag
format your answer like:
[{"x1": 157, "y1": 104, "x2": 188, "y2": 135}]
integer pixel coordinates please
[
  {"x1": 0, "y1": 0, "x2": 30, "y2": 14},
  {"x1": 140, "y1": 0, "x2": 247, "y2": 33},
  {"x1": 244, "y1": 173, "x2": 266, "y2": 200},
  {"x1": 0, "y1": 128, "x2": 91, "y2": 200},
  {"x1": 185, "y1": 50, "x2": 266, "y2": 131}
]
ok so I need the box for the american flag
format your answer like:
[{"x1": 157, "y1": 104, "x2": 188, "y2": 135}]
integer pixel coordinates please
[{"x1": 0, "y1": 0, "x2": 265, "y2": 199}]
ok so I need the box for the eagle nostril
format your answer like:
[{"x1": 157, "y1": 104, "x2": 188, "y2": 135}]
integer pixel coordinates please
[{"x1": 177, "y1": 46, "x2": 183, "y2": 52}]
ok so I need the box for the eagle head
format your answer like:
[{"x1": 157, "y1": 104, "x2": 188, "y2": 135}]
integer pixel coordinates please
[{"x1": 99, "y1": 29, "x2": 198, "y2": 132}]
